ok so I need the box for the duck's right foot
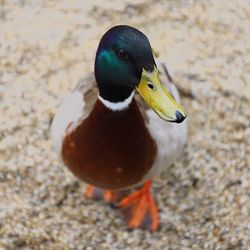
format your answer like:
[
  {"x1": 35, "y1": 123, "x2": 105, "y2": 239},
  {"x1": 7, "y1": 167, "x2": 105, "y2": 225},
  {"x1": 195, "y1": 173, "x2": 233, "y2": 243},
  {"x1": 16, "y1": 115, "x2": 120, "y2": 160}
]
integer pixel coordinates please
[{"x1": 84, "y1": 185, "x2": 128, "y2": 204}]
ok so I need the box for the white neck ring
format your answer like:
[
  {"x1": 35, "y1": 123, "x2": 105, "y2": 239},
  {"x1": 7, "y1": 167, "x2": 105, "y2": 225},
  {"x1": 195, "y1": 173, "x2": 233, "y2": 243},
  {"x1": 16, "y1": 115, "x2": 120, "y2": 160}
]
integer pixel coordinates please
[{"x1": 98, "y1": 91, "x2": 134, "y2": 111}]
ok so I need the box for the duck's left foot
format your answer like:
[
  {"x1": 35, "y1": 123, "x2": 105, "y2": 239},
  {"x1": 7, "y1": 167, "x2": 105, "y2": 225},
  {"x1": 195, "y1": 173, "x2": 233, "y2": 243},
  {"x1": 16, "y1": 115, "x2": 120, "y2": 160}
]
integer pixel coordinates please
[{"x1": 119, "y1": 180, "x2": 159, "y2": 231}]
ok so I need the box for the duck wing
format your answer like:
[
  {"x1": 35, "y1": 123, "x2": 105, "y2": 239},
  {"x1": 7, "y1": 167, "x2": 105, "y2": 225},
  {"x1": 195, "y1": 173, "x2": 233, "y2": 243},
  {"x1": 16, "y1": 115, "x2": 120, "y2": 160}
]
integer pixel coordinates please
[{"x1": 51, "y1": 74, "x2": 97, "y2": 155}]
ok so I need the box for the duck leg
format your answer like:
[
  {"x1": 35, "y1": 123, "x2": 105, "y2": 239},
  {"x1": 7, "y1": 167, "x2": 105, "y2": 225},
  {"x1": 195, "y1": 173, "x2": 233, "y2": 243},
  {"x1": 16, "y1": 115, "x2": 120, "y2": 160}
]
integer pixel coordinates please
[{"x1": 119, "y1": 180, "x2": 159, "y2": 231}]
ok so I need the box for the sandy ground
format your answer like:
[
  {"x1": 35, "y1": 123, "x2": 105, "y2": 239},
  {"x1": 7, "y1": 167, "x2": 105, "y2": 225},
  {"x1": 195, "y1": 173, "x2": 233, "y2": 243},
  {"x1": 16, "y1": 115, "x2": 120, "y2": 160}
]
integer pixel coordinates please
[{"x1": 0, "y1": 0, "x2": 250, "y2": 249}]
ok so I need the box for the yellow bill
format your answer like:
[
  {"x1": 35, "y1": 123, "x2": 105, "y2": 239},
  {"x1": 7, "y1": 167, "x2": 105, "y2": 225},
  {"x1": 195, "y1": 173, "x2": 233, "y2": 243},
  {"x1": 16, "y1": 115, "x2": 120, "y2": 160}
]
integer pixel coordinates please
[{"x1": 136, "y1": 67, "x2": 187, "y2": 123}]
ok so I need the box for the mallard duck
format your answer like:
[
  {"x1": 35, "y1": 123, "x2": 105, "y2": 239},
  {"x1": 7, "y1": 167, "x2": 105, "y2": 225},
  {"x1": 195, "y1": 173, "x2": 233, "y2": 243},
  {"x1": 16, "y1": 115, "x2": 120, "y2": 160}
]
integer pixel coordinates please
[{"x1": 51, "y1": 25, "x2": 187, "y2": 231}]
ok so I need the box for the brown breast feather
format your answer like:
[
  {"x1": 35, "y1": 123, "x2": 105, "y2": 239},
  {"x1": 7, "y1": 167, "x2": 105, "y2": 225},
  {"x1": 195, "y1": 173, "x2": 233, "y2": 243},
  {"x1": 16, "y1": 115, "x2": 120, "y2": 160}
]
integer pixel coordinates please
[{"x1": 61, "y1": 98, "x2": 157, "y2": 190}]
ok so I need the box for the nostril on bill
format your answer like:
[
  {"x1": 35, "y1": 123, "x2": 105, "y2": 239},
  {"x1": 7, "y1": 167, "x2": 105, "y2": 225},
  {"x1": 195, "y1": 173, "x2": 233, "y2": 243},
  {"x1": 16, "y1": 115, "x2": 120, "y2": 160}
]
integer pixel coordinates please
[{"x1": 175, "y1": 111, "x2": 186, "y2": 123}]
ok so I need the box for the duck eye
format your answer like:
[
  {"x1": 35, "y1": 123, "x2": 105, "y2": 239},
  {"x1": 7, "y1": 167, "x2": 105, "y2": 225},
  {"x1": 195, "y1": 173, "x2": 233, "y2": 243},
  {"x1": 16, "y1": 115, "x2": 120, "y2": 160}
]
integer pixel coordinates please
[
  {"x1": 147, "y1": 82, "x2": 155, "y2": 90},
  {"x1": 115, "y1": 49, "x2": 128, "y2": 60}
]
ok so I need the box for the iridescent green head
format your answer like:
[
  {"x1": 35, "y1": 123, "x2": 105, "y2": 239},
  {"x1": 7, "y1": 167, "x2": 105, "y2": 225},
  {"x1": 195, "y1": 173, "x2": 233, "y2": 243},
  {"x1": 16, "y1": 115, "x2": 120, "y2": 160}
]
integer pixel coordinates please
[
  {"x1": 95, "y1": 25, "x2": 155, "y2": 102},
  {"x1": 94, "y1": 25, "x2": 187, "y2": 123}
]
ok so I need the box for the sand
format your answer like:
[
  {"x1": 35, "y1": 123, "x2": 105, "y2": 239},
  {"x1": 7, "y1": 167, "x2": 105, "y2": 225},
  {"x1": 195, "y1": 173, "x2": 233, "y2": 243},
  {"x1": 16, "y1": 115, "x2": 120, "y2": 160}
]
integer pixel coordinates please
[{"x1": 0, "y1": 0, "x2": 250, "y2": 249}]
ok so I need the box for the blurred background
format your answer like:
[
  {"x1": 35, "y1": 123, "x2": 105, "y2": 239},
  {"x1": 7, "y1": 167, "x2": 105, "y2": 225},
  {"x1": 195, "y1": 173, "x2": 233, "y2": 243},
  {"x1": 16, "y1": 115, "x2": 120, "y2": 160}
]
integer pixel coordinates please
[{"x1": 0, "y1": 0, "x2": 249, "y2": 249}]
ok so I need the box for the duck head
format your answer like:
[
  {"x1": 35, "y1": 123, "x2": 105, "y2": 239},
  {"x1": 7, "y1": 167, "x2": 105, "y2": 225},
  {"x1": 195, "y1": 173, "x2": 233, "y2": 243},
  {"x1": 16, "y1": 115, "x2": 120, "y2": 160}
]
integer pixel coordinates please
[{"x1": 95, "y1": 25, "x2": 186, "y2": 123}]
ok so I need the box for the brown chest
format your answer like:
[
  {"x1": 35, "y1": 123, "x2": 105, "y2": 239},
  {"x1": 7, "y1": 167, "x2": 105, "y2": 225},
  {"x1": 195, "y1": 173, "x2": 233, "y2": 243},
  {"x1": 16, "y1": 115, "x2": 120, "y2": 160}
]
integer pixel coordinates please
[{"x1": 62, "y1": 99, "x2": 157, "y2": 189}]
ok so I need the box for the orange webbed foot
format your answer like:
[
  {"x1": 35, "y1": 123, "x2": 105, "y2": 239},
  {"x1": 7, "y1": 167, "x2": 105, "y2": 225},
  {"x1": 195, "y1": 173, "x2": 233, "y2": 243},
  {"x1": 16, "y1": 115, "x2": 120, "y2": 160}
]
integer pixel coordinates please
[
  {"x1": 84, "y1": 185, "x2": 128, "y2": 204},
  {"x1": 119, "y1": 180, "x2": 159, "y2": 232},
  {"x1": 84, "y1": 185, "x2": 116, "y2": 203}
]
